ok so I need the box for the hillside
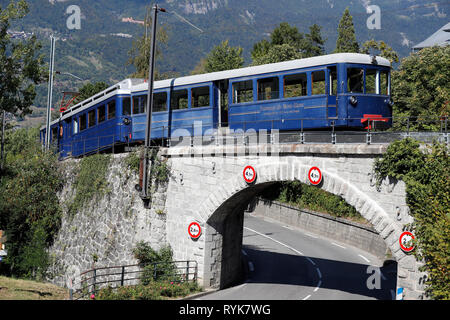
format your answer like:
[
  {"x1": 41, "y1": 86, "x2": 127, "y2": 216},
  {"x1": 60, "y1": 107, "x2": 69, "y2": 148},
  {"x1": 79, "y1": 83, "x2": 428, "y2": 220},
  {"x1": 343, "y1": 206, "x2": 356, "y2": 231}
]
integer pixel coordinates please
[{"x1": 2, "y1": 0, "x2": 448, "y2": 126}]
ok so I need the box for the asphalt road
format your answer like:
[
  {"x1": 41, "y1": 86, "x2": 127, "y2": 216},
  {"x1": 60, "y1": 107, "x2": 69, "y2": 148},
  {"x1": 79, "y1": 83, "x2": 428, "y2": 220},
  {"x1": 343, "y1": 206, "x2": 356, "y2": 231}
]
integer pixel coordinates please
[{"x1": 198, "y1": 213, "x2": 397, "y2": 300}]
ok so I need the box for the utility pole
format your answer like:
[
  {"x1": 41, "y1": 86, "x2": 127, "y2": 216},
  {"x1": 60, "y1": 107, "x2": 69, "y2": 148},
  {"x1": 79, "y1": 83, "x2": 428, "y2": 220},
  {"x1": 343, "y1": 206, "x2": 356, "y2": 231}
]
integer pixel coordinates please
[
  {"x1": 0, "y1": 110, "x2": 5, "y2": 171},
  {"x1": 45, "y1": 35, "x2": 56, "y2": 150},
  {"x1": 141, "y1": 4, "x2": 166, "y2": 200}
]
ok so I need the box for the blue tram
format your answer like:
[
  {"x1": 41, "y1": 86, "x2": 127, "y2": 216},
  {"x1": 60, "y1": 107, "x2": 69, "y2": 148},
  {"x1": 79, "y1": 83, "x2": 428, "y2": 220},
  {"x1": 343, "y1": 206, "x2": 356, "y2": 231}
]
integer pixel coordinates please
[{"x1": 40, "y1": 53, "x2": 393, "y2": 158}]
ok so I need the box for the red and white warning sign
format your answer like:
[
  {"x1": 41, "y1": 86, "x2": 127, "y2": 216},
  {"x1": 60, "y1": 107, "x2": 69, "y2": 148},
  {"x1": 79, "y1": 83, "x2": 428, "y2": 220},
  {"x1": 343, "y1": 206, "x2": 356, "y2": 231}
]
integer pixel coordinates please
[
  {"x1": 308, "y1": 166, "x2": 322, "y2": 185},
  {"x1": 188, "y1": 222, "x2": 202, "y2": 239},
  {"x1": 243, "y1": 165, "x2": 257, "y2": 184},
  {"x1": 399, "y1": 231, "x2": 415, "y2": 252}
]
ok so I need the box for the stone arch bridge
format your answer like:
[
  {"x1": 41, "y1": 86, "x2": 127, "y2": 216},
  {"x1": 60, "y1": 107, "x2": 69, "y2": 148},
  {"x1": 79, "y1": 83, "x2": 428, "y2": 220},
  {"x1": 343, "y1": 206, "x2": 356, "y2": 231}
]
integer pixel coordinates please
[{"x1": 160, "y1": 142, "x2": 425, "y2": 300}]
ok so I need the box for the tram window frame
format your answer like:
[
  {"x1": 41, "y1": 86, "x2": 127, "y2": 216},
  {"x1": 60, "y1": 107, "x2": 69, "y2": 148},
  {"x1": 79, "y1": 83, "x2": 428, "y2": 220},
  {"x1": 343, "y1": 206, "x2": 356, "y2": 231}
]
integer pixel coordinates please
[
  {"x1": 107, "y1": 100, "x2": 116, "y2": 120},
  {"x1": 73, "y1": 118, "x2": 78, "y2": 134},
  {"x1": 284, "y1": 73, "x2": 307, "y2": 98},
  {"x1": 380, "y1": 70, "x2": 390, "y2": 95},
  {"x1": 98, "y1": 105, "x2": 106, "y2": 123},
  {"x1": 133, "y1": 95, "x2": 146, "y2": 115},
  {"x1": 329, "y1": 67, "x2": 338, "y2": 96},
  {"x1": 257, "y1": 77, "x2": 279, "y2": 101},
  {"x1": 122, "y1": 97, "x2": 131, "y2": 116},
  {"x1": 171, "y1": 89, "x2": 188, "y2": 110},
  {"x1": 79, "y1": 113, "x2": 87, "y2": 131},
  {"x1": 232, "y1": 80, "x2": 253, "y2": 104},
  {"x1": 191, "y1": 86, "x2": 210, "y2": 108},
  {"x1": 153, "y1": 92, "x2": 167, "y2": 112},
  {"x1": 51, "y1": 127, "x2": 58, "y2": 142},
  {"x1": 88, "y1": 109, "x2": 96, "y2": 128},
  {"x1": 347, "y1": 68, "x2": 364, "y2": 93},
  {"x1": 311, "y1": 70, "x2": 326, "y2": 95},
  {"x1": 365, "y1": 69, "x2": 378, "y2": 94}
]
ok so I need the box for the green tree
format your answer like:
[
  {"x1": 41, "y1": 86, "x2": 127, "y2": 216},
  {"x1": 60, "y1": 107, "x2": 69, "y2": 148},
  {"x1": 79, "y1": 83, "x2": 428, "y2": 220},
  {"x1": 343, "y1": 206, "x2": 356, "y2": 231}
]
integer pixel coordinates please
[
  {"x1": 127, "y1": 5, "x2": 168, "y2": 79},
  {"x1": 204, "y1": 40, "x2": 244, "y2": 73},
  {"x1": 360, "y1": 39, "x2": 399, "y2": 64},
  {"x1": 251, "y1": 22, "x2": 326, "y2": 65},
  {"x1": 391, "y1": 46, "x2": 450, "y2": 130},
  {"x1": 0, "y1": 127, "x2": 63, "y2": 279},
  {"x1": 334, "y1": 7, "x2": 359, "y2": 53},
  {"x1": 73, "y1": 81, "x2": 109, "y2": 105},
  {"x1": 0, "y1": 0, "x2": 46, "y2": 117},
  {"x1": 374, "y1": 139, "x2": 450, "y2": 299}
]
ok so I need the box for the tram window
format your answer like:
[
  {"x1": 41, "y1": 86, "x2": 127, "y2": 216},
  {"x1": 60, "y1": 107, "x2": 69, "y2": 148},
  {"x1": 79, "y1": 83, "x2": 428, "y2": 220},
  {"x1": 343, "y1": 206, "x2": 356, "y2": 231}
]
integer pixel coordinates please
[
  {"x1": 257, "y1": 77, "x2": 279, "y2": 101},
  {"x1": 171, "y1": 89, "x2": 188, "y2": 110},
  {"x1": 366, "y1": 69, "x2": 377, "y2": 94},
  {"x1": 347, "y1": 68, "x2": 364, "y2": 93},
  {"x1": 79, "y1": 114, "x2": 87, "y2": 131},
  {"x1": 312, "y1": 71, "x2": 326, "y2": 95},
  {"x1": 73, "y1": 118, "x2": 78, "y2": 134},
  {"x1": 329, "y1": 67, "x2": 338, "y2": 95},
  {"x1": 232, "y1": 80, "x2": 253, "y2": 104},
  {"x1": 154, "y1": 92, "x2": 167, "y2": 112},
  {"x1": 284, "y1": 73, "x2": 307, "y2": 98},
  {"x1": 98, "y1": 105, "x2": 106, "y2": 123},
  {"x1": 51, "y1": 127, "x2": 58, "y2": 142},
  {"x1": 88, "y1": 109, "x2": 96, "y2": 128},
  {"x1": 192, "y1": 86, "x2": 210, "y2": 108},
  {"x1": 133, "y1": 95, "x2": 146, "y2": 114},
  {"x1": 123, "y1": 97, "x2": 131, "y2": 116},
  {"x1": 380, "y1": 71, "x2": 389, "y2": 95},
  {"x1": 107, "y1": 100, "x2": 116, "y2": 119}
]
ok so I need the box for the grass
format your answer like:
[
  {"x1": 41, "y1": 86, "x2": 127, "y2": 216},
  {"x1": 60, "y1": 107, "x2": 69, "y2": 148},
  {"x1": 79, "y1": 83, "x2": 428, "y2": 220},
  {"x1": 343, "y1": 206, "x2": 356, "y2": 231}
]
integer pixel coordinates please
[{"x1": 0, "y1": 276, "x2": 68, "y2": 300}]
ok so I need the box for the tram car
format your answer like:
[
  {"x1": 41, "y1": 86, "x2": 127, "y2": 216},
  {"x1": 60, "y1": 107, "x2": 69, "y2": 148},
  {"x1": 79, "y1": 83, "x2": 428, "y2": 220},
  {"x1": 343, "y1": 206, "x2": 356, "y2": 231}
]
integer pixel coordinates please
[{"x1": 40, "y1": 53, "x2": 393, "y2": 158}]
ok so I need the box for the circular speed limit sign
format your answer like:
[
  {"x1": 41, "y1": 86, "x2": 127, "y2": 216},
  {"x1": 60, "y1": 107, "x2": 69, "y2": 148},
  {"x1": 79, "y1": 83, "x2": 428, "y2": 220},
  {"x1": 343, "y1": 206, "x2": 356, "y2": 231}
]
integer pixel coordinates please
[
  {"x1": 243, "y1": 165, "x2": 257, "y2": 184},
  {"x1": 399, "y1": 231, "x2": 415, "y2": 252},
  {"x1": 188, "y1": 222, "x2": 202, "y2": 239},
  {"x1": 308, "y1": 166, "x2": 322, "y2": 185}
]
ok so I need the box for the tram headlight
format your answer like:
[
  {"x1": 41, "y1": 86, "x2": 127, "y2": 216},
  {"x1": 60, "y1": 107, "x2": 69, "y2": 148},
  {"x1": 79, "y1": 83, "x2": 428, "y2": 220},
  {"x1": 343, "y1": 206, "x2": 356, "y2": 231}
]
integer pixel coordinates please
[
  {"x1": 123, "y1": 117, "x2": 131, "y2": 125},
  {"x1": 349, "y1": 96, "x2": 358, "y2": 106},
  {"x1": 388, "y1": 98, "x2": 394, "y2": 107}
]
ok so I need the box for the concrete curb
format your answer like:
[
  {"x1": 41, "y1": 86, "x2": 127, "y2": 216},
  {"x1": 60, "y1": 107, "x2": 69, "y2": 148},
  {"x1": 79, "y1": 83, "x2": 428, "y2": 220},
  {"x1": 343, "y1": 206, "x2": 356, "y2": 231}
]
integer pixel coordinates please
[{"x1": 180, "y1": 288, "x2": 220, "y2": 300}]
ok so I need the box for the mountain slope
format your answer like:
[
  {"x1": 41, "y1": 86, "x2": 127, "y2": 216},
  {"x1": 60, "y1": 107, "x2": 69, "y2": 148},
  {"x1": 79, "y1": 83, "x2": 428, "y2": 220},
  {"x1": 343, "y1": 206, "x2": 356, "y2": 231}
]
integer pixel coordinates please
[{"x1": 2, "y1": 0, "x2": 448, "y2": 116}]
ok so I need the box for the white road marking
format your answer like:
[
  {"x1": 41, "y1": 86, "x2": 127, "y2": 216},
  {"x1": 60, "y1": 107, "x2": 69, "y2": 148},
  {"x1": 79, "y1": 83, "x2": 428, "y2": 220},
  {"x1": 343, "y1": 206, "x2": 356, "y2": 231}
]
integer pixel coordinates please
[
  {"x1": 306, "y1": 257, "x2": 316, "y2": 266},
  {"x1": 316, "y1": 268, "x2": 322, "y2": 279},
  {"x1": 305, "y1": 233, "x2": 318, "y2": 239},
  {"x1": 358, "y1": 254, "x2": 370, "y2": 263},
  {"x1": 331, "y1": 242, "x2": 346, "y2": 249},
  {"x1": 244, "y1": 227, "x2": 304, "y2": 256},
  {"x1": 282, "y1": 225, "x2": 293, "y2": 230},
  {"x1": 314, "y1": 280, "x2": 322, "y2": 292},
  {"x1": 302, "y1": 294, "x2": 311, "y2": 300}
]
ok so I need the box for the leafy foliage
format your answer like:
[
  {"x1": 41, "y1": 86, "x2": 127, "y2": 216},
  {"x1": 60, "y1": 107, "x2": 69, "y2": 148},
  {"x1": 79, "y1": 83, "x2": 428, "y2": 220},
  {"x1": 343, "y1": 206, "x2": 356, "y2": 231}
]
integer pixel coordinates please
[
  {"x1": 132, "y1": 241, "x2": 178, "y2": 285},
  {"x1": 0, "y1": 127, "x2": 63, "y2": 279},
  {"x1": 264, "y1": 180, "x2": 363, "y2": 221},
  {"x1": 203, "y1": 40, "x2": 244, "y2": 73},
  {"x1": 360, "y1": 39, "x2": 399, "y2": 64},
  {"x1": 391, "y1": 46, "x2": 450, "y2": 131},
  {"x1": 334, "y1": 7, "x2": 359, "y2": 53},
  {"x1": 374, "y1": 138, "x2": 449, "y2": 299},
  {"x1": 72, "y1": 81, "x2": 109, "y2": 105},
  {"x1": 0, "y1": 0, "x2": 46, "y2": 116},
  {"x1": 66, "y1": 153, "x2": 111, "y2": 217},
  {"x1": 251, "y1": 22, "x2": 325, "y2": 65}
]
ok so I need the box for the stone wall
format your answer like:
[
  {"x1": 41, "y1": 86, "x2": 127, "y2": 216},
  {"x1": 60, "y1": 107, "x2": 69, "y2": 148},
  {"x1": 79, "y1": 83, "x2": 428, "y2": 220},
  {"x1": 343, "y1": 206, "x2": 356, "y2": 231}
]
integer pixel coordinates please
[
  {"x1": 249, "y1": 198, "x2": 388, "y2": 259},
  {"x1": 47, "y1": 153, "x2": 169, "y2": 289}
]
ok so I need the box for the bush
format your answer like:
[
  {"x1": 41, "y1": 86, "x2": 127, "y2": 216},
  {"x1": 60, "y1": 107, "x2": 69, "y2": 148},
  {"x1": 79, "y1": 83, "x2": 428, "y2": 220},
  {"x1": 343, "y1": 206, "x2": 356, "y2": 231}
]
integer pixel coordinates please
[{"x1": 374, "y1": 139, "x2": 449, "y2": 299}]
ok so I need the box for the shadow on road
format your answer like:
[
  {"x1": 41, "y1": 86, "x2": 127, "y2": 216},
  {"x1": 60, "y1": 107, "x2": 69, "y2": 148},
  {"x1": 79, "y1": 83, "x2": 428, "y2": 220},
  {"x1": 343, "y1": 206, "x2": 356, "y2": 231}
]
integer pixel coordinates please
[{"x1": 242, "y1": 246, "x2": 397, "y2": 300}]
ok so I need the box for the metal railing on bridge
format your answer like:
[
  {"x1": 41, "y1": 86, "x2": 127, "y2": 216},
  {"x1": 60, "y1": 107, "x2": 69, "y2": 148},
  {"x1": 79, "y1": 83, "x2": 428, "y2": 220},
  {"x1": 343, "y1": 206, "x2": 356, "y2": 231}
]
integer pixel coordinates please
[{"x1": 68, "y1": 260, "x2": 198, "y2": 300}]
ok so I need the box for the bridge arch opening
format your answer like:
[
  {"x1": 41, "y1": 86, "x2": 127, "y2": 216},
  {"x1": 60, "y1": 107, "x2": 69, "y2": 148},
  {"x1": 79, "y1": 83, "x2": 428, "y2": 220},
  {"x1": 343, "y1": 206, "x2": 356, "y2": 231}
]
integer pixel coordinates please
[{"x1": 201, "y1": 162, "x2": 404, "y2": 291}]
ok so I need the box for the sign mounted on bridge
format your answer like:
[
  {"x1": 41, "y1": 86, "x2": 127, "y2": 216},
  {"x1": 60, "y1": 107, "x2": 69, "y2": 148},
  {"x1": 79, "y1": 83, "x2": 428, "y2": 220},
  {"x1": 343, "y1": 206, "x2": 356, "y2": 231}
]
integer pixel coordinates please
[
  {"x1": 308, "y1": 166, "x2": 322, "y2": 185},
  {"x1": 243, "y1": 165, "x2": 257, "y2": 184},
  {"x1": 399, "y1": 231, "x2": 415, "y2": 252},
  {"x1": 188, "y1": 222, "x2": 202, "y2": 240}
]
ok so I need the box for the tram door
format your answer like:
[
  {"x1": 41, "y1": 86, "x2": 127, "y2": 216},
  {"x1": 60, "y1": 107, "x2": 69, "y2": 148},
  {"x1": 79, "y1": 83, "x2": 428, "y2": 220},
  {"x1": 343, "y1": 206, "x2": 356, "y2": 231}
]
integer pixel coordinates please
[
  {"x1": 215, "y1": 80, "x2": 229, "y2": 127},
  {"x1": 327, "y1": 66, "x2": 338, "y2": 119}
]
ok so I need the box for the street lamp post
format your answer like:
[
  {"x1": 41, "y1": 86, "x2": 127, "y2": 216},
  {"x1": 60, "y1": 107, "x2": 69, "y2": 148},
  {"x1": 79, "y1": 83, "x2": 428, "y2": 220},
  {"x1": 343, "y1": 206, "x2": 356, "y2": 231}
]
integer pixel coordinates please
[{"x1": 141, "y1": 4, "x2": 166, "y2": 200}]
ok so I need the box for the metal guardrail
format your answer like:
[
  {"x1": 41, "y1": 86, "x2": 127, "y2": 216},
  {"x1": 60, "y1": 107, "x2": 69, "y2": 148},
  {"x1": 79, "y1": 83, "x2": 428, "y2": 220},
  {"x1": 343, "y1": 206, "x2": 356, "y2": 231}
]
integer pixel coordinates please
[
  {"x1": 49, "y1": 115, "x2": 449, "y2": 158},
  {"x1": 69, "y1": 260, "x2": 198, "y2": 300}
]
